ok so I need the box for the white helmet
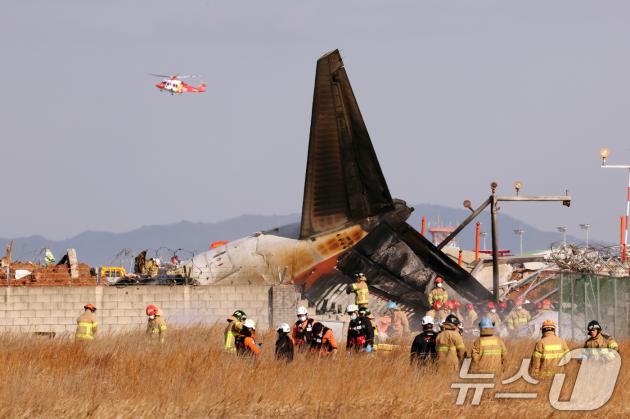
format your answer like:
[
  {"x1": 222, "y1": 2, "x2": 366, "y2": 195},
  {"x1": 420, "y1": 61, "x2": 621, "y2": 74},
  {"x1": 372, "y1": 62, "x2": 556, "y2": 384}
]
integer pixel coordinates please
[
  {"x1": 296, "y1": 306, "x2": 308, "y2": 316},
  {"x1": 421, "y1": 316, "x2": 434, "y2": 326},
  {"x1": 278, "y1": 323, "x2": 291, "y2": 333},
  {"x1": 243, "y1": 319, "x2": 256, "y2": 330},
  {"x1": 346, "y1": 304, "x2": 359, "y2": 313}
]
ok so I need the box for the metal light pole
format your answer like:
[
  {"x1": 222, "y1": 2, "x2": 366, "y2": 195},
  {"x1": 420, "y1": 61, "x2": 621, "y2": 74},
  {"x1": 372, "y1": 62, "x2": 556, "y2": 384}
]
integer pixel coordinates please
[
  {"x1": 599, "y1": 147, "x2": 630, "y2": 256},
  {"x1": 436, "y1": 181, "x2": 571, "y2": 303},
  {"x1": 579, "y1": 223, "x2": 590, "y2": 248},
  {"x1": 480, "y1": 231, "x2": 487, "y2": 250},
  {"x1": 557, "y1": 226, "x2": 567, "y2": 246},
  {"x1": 513, "y1": 228, "x2": 524, "y2": 256}
]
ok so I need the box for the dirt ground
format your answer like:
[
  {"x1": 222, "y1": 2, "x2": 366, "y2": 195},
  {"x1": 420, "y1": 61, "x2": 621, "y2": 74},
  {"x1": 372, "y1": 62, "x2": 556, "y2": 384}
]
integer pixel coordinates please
[{"x1": 0, "y1": 326, "x2": 627, "y2": 418}]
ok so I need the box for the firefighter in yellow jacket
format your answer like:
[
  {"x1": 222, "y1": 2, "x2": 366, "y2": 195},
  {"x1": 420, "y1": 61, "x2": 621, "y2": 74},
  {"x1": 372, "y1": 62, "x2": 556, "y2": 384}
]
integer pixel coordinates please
[
  {"x1": 347, "y1": 272, "x2": 369, "y2": 309},
  {"x1": 505, "y1": 298, "x2": 531, "y2": 331},
  {"x1": 584, "y1": 320, "x2": 619, "y2": 361},
  {"x1": 471, "y1": 317, "x2": 507, "y2": 375},
  {"x1": 225, "y1": 310, "x2": 247, "y2": 352},
  {"x1": 75, "y1": 303, "x2": 98, "y2": 341},
  {"x1": 146, "y1": 304, "x2": 167, "y2": 344},
  {"x1": 428, "y1": 277, "x2": 448, "y2": 306},
  {"x1": 529, "y1": 319, "x2": 569, "y2": 378},
  {"x1": 435, "y1": 314, "x2": 466, "y2": 372}
]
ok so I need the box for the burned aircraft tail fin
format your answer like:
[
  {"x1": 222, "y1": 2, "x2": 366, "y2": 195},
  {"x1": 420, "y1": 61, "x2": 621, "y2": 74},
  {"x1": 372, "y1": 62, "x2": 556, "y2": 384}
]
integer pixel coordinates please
[{"x1": 299, "y1": 49, "x2": 394, "y2": 239}]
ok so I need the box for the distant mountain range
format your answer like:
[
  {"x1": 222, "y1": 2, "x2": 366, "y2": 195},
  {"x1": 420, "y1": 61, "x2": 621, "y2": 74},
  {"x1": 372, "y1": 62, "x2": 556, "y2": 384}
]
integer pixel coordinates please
[{"x1": 1, "y1": 204, "x2": 587, "y2": 268}]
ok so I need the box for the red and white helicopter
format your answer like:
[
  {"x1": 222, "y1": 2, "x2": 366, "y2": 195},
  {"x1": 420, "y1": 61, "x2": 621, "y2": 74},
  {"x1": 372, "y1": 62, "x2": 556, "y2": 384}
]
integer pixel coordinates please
[{"x1": 149, "y1": 73, "x2": 206, "y2": 95}]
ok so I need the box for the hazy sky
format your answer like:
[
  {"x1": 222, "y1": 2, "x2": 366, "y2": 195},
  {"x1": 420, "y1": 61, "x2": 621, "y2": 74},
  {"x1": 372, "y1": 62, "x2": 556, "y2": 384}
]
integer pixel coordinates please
[{"x1": 2, "y1": 1, "x2": 630, "y2": 243}]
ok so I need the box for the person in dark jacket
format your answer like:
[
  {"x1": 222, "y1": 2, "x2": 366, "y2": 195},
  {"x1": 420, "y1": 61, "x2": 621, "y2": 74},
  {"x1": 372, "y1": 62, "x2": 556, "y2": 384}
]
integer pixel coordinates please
[
  {"x1": 346, "y1": 304, "x2": 374, "y2": 352},
  {"x1": 411, "y1": 315, "x2": 438, "y2": 364},
  {"x1": 275, "y1": 323, "x2": 294, "y2": 362}
]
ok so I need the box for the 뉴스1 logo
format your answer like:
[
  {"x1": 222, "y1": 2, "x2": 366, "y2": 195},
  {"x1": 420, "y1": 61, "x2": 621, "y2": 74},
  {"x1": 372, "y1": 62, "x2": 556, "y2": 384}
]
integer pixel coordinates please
[{"x1": 451, "y1": 348, "x2": 621, "y2": 410}]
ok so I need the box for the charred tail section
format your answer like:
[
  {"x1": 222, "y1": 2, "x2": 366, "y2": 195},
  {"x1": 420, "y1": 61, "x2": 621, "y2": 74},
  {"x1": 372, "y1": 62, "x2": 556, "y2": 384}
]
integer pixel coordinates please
[{"x1": 300, "y1": 49, "x2": 394, "y2": 239}]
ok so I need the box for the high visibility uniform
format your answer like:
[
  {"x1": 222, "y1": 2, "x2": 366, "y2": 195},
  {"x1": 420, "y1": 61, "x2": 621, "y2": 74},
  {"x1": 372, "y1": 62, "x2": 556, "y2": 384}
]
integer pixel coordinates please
[
  {"x1": 75, "y1": 311, "x2": 98, "y2": 341},
  {"x1": 463, "y1": 310, "x2": 478, "y2": 330},
  {"x1": 292, "y1": 318, "x2": 315, "y2": 346},
  {"x1": 428, "y1": 287, "x2": 448, "y2": 306},
  {"x1": 147, "y1": 316, "x2": 167, "y2": 344},
  {"x1": 387, "y1": 309, "x2": 410, "y2": 338},
  {"x1": 235, "y1": 334, "x2": 261, "y2": 357},
  {"x1": 350, "y1": 281, "x2": 369, "y2": 307},
  {"x1": 487, "y1": 312, "x2": 502, "y2": 328},
  {"x1": 529, "y1": 331, "x2": 569, "y2": 377},
  {"x1": 310, "y1": 328, "x2": 338, "y2": 355},
  {"x1": 347, "y1": 316, "x2": 374, "y2": 351},
  {"x1": 471, "y1": 329, "x2": 507, "y2": 374},
  {"x1": 224, "y1": 320, "x2": 243, "y2": 352},
  {"x1": 367, "y1": 315, "x2": 379, "y2": 350},
  {"x1": 435, "y1": 323, "x2": 466, "y2": 372},
  {"x1": 506, "y1": 307, "x2": 531, "y2": 331},
  {"x1": 584, "y1": 333, "x2": 619, "y2": 361}
]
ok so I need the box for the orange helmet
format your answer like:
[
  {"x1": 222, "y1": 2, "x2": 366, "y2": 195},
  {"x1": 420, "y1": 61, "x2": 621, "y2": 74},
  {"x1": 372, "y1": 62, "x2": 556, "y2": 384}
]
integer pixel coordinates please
[
  {"x1": 465, "y1": 303, "x2": 474, "y2": 310},
  {"x1": 445, "y1": 300, "x2": 455, "y2": 310},
  {"x1": 146, "y1": 304, "x2": 158, "y2": 316},
  {"x1": 453, "y1": 300, "x2": 461, "y2": 309},
  {"x1": 433, "y1": 300, "x2": 443, "y2": 310},
  {"x1": 498, "y1": 301, "x2": 508, "y2": 310},
  {"x1": 542, "y1": 319, "x2": 556, "y2": 330},
  {"x1": 515, "y1": 298, "x2": 523, "y2": 306},
  {"x1": 435, "y1": 277, "x2": 443, "y2": 284},
  {"x1": 84, "y1": 303, "x2": 96, "y2": 312},
  {"x1": 487, "y1": 301, "x2": 495, "y2": 310},
  {"x1": 542, "y1": 299, "x2": 551, "y2": 309}
]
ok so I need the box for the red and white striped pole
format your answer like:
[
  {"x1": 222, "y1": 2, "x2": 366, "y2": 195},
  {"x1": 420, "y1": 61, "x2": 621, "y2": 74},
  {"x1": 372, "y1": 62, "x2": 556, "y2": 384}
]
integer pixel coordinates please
[
  {"x1": 625, "y1": 168, "x2": 630, "y2": 249},
  {"x1": 599, "y1": 147, "x2": 630, "y2": 261}
]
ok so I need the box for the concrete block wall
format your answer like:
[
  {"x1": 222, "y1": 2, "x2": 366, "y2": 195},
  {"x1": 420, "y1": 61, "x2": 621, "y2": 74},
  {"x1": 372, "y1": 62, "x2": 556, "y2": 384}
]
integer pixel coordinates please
[
  {"x1": 0, "y1": 285, "x2": 297, "y2": 335},
  {"x1": 270, "y1": 285, "x2": 299, "y2": 329}
]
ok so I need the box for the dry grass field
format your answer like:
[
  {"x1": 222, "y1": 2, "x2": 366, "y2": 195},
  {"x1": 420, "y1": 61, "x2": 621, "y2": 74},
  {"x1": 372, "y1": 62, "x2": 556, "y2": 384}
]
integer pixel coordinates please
[{"x1": 0, "y1": 326, "x2": 628, "y2": 418}]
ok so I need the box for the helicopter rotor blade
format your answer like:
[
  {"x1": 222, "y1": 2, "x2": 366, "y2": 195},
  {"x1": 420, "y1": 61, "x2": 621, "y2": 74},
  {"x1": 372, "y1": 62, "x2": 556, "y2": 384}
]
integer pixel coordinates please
[{"x1": 148, "y1": 73, "x2": 172, "y2": 78}]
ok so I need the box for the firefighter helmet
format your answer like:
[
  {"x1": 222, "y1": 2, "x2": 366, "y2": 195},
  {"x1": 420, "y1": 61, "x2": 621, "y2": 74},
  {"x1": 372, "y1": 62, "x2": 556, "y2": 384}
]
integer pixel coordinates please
[
  {"x1": 354, "y1": 272, "x2": 367, "y2": 281},
  {"x1": 453, "y1": 300, "x2": 461, "y2": 309},
  {"x1": 479, "y1": 317, "x2": 494, "y2": 329},
  {"x1": 296, "y1": 306, "x2": 308, "y2": 316},
  {"x1": 587, "y1": 320, "x2": 602, "y2": 332},
  {"x1": 421, "y1": 316, "x2": 434, "y2": 326},
  {"x1": 444, "y1": 314, "x2": 460, "y2": 325},
  {"x1": 146, "y1": 304, "x2": 158, "y2": 316},
  {"x1": 445, "y1": 300, "x2": 455, "y2": 310},
  {"x1": 541, "y1": 319, "x2": 556, "y2": 331},
  {"x1": 84, "y1": 303, "x2": 96, "y2": 312},
  {"x1": 465, "y1": 303, "x2": 474, "y2": 310},
  {"x1": 542, "y1": 298, "x2": 552, "y2": 309},
  {"x1": 243, "y1": 319, "x2": 256, "y2": 330},
  {"x1": 277, "y1": 323, "x2": 291, "y2": 333},
  {"x1": 498, "y1": 301, "x2": 508, "y2": 310},
  {"x1": 386, "y1": 301, "x2": 398, "y2": 310},
  {"x1": 435, "y1": 277, "x2": 444, "y2": 284},
  {"x1": 346, "y1": 304, "x2": 359, "y2": 313},
  {"x1": 232, "y1": 310, "x2": 247, "y2": 321},
  {"x1": 487, "y1": 301, "x2": 495, "y2": 310}
]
